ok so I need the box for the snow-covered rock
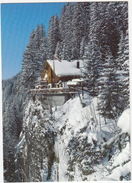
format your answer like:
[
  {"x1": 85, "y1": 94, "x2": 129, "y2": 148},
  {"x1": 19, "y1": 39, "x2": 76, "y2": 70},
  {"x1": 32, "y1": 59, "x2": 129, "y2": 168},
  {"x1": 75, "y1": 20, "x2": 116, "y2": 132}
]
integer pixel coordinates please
[
  {"x1": 117, "y1": 108, "x2": 130, "y2": 134},
  {"x1": 15, "y1": 99, "x2": 55, "y2": 182},
  {"x1": 15, "y1": 95, "x2": 131, "y2": 181},
  {"x1": 112, "y1": 142, "x2": 130, "y2": 167},
  {"x1": 52, "y1": 94, "x2": 121, "y2": 181}
]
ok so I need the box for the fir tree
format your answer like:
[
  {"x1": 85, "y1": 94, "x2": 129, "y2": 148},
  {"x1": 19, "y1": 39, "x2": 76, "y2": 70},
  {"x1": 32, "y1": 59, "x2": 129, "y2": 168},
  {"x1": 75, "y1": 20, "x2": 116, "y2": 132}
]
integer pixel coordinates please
[
  {"x1": 59, "y1": 3, "x2": 73, "y2": 60},
  {"x1": 21, "y1": 24, "x2": 48, "y2": 88},
  {"x1": 80, "y1": 36, "x2": 87, "y2": 58},
  {"x1": 98, "y1": 48, "x2": 124, "y2": 119},
  {"x1": 71, "y1": 3, "x2": 89, "y2": 59},
  {"x1": 83, "y1": 2, "x2": 102, "y2": 96},
  {"x1": 98, "y1": 2, "x2": 127, "y2": 59},
  {"x1": 116, "y1": 30, "x2": 129, "y2": 109},
  {"x1": 55, "y1": 41, "x2": 63, "y2": 60},
  {"x1": 48, "y1": 15, "x2": 60, "y2": 59}
]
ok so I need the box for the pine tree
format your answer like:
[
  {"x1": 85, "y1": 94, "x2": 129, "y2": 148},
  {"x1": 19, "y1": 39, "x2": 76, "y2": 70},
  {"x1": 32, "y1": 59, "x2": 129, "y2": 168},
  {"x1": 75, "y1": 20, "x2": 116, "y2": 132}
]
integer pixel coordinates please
[
  {"x1": 71, "y1": 3, "x2": 90, "y2": 59},
  {"x1": 59, "y1": 2, "x2": 90, "y2": 60},
  {"x1": 21, "y1": 45, "x2": 37, "y2": 88},
  {"x1": 84, "y1": 41, "x2": 102, "y2": 96},
  {"x1": 21, "y1": 24, "x2": 48, "y2": 88},
  {"x1": 98, "y1": 48, "x2": 124, "y2": 119},
  {"x1": 80, "y1": 37, "x2": 85, "y2": 58},
  {"x1": 55, "y1": 41, "x2": 63, "y2": 60},
  {"x1": 116, "y1": 30, "x2": 129, "y2": 110},
  {"x1": 48, "y1": 15, "x2": 60, "y2": 59},
  {"x1": 98, "y1": 2, "x2": 128, "y2": 59},
  {"x1": 59, "y1": 3, "x2": 74, "y2": 60},
  {"x1": 3, "y1": 97, "x2": 20, "y2": 181},
  {"x1": 83, "y1": 2, "x2": 102, "y2": 96},
  {"x1": 106, "y1": 1, "x2": 128, "y2": 33}
]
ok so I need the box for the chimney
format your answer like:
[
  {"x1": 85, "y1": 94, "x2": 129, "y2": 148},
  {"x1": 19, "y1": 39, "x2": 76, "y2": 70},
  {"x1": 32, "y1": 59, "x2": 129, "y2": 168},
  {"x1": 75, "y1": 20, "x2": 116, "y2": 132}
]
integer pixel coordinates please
[{"x1": 77, "y1": 61, "x2": 80, "y2": 68}]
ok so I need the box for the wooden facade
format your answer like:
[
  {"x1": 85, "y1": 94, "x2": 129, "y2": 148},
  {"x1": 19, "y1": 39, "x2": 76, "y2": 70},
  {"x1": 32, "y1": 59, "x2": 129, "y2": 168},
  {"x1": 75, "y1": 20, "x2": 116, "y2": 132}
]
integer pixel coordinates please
[{"x1": 42, "y1": 61, "x2": 59, "y2": 84}]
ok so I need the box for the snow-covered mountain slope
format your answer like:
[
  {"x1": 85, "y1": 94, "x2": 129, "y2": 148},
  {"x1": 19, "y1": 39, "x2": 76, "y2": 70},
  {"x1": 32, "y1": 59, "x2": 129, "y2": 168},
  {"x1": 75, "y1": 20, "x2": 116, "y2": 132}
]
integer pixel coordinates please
[
  {"x1": 52, "y1": 95, "x2": 131, "y2": 181},
  {"x1": 15, "y1": 94, "x2": 131, "y2": 181}
]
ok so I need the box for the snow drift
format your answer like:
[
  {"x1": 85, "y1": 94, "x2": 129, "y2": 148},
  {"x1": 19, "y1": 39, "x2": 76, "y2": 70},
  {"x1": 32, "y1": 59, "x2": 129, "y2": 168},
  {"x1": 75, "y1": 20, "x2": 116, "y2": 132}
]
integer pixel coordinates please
[{"x1": 117, "y1": 108, "x2": 130, "y2": 134}]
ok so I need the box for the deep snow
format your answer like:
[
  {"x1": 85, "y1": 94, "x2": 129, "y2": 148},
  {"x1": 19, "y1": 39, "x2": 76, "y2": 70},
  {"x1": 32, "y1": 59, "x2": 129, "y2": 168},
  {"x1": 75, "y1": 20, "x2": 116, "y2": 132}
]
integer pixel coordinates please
[
  {"x1": 117, "y1": 108, "x2": 130, "y2": 134},
  {"x1": 51, "y1": 94, "x2": 130, "y2": 181}
]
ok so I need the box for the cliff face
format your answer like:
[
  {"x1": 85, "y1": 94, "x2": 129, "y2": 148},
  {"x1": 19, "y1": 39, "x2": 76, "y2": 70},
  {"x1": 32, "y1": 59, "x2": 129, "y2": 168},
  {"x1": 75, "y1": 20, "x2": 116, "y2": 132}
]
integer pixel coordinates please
[
  {"x1": 15, "y1": 99, "x2": 55, "y2": 182},
  {"x1": 15, "y1": 94, "x2": 131, "y2": 182}
]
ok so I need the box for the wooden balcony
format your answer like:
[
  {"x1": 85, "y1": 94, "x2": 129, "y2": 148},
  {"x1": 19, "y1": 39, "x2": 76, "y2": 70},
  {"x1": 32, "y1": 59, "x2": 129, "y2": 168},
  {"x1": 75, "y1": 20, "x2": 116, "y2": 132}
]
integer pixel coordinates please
[{"x1": 29, "y1": 87, "x2": 77, "y2": 95}]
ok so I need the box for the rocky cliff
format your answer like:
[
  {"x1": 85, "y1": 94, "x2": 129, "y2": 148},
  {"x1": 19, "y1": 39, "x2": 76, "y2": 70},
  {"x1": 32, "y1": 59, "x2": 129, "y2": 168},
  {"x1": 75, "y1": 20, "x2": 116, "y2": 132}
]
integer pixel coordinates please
[{"x1": 15, "y1": 94, "x2": 131, "y2": 181}]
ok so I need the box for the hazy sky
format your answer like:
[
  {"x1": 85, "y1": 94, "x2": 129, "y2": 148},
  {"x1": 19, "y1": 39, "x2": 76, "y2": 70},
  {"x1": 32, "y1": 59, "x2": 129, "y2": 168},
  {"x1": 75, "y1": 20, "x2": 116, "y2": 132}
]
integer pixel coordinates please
[{"x1": 1, "y1": 3, "x2": 66, "y2": 79}]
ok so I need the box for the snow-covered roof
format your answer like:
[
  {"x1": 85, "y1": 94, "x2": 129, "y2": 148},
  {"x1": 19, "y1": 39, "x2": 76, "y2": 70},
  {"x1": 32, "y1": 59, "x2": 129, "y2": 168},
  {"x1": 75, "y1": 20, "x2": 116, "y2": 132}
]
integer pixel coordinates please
[{"x1": 47, "y1": 59, "x2": 83, "y2": 77}]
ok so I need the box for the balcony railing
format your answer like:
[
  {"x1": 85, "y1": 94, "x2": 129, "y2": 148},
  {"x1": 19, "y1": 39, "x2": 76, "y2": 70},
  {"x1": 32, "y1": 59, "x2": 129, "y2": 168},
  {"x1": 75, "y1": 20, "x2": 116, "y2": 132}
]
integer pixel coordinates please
[{"x1": 30, "y1": 87, "x2": 77, "y2": 95}]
